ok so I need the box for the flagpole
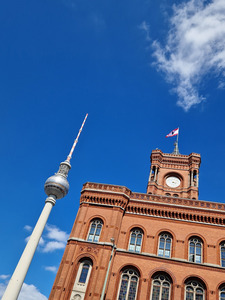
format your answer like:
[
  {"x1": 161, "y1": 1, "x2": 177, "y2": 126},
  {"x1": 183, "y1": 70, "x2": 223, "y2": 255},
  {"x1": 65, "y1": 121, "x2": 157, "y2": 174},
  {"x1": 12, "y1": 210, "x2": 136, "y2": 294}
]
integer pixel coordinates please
[{"x1": 176, "y1": 127, "x2": 179, "y2": 147}]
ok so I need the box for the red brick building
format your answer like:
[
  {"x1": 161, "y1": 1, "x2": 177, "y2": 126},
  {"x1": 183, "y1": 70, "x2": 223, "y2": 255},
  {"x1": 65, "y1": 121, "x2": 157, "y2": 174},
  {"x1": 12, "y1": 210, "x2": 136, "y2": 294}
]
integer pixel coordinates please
[{"x1": 49, "y1": 148, "x2": 225, "y2": 300}]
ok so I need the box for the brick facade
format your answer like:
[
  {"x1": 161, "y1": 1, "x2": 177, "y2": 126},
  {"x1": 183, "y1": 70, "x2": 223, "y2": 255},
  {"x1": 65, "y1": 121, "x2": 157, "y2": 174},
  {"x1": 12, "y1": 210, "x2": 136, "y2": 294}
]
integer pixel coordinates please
[{"x1": 49, "y1": 150, "x2": 225, "y2": 300}]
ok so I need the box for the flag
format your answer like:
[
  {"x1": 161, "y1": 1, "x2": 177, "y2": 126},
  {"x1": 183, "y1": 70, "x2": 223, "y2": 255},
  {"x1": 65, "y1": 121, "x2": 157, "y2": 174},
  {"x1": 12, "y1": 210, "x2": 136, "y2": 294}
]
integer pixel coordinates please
[{"x1": 166, "y1": 128, "x2": 179, "y2": 138}]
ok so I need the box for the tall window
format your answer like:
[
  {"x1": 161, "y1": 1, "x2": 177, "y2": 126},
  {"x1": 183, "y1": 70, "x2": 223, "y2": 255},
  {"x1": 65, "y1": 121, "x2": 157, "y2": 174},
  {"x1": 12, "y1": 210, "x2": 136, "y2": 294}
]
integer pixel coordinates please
[
  {"x1": 118, "y1": 269, "x2": 139, "y2": 300},
  {"x1": 189, "y1": 237, "x2": 202, "y2": 263},
  {"x1": 128, "y1": 229, "x2": 143, "y2": 253},
  {"x1": 70, "y1": 259, "x2": 92, "y2": 300},
  {"x1": 219, "y1": 285, "x2": 225, "y2": 300},
  {"x1": 185, "y1": 280, "x2": 205, "y2": 300},
  {"x1": 78, "y1": 263, "x2": 90, "y2": 284},
  {"x1": 150, "y1": 274, "x2": 171, "y2": 300},
  {"x1": 221, "y1": 242, "x2": 225, "y2": 267},
  {"x1": 158, "y1": 233, "x2": 172, "y2": 258},
  {"x1": 87, "y1": 219, "x2": 103, "y2": 242}
]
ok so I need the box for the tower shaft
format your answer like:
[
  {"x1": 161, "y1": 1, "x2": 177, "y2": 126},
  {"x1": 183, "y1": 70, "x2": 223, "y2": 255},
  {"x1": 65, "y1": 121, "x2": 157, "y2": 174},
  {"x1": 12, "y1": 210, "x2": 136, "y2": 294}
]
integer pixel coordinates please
[{"x1": 2, "y1": 196, "x2": 56, "y2": 300}]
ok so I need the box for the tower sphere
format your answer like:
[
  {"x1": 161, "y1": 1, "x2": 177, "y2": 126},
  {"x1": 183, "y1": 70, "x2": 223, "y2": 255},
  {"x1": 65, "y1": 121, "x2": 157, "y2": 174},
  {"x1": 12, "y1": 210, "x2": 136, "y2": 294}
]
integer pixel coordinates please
[{"x1": 44, "y1": 173, "x2": 69, "y2": 199}]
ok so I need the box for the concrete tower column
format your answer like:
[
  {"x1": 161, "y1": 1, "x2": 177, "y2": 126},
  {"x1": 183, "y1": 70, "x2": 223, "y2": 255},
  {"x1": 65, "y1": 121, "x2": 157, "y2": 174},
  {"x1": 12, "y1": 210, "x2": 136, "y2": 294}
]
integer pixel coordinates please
[{"x1": 2, "y1": 196, "x2": 56, "y2": 300}]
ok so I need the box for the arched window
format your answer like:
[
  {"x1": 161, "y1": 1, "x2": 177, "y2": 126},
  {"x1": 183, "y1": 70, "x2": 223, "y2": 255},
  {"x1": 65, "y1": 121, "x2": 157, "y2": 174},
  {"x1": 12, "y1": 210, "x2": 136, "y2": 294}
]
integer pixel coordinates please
[
  {"x1": 158, "y1": 233, "x2": 172, "y2": 258},
  {"x1": 221, "y1": 242, "x2": 225, "y2": 267},
  {"x1": 128, "y1": 228, "x2": 143, "y2": 253},
  {"x1": 189, "y1": 237, "x2": 202, "y2": 263},
  {"x1": 219, "y1": 285, "x2": 225, "y2": 300},
  {"x1": 118, "y1": 269, "x2": 139, "y2": 300},
  {"x1": 150, "y1": 273, "x2": 171, "y2": 300},
  {"x1": 70, "y1": 259, "x2": 92, "y2": 300},
  {"x1": 185, "y1": 279, "x2": 205, "y2": 300},
  {"x1": 87, "y1": 219, "x2": 103, "y2": 242}
]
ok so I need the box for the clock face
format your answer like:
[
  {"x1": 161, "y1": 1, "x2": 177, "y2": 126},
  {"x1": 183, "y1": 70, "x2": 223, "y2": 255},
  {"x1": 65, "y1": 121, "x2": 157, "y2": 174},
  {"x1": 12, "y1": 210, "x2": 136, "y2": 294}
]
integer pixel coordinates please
[{"x1": 166, "y1": 176, "x2": 181, "y2": 188}]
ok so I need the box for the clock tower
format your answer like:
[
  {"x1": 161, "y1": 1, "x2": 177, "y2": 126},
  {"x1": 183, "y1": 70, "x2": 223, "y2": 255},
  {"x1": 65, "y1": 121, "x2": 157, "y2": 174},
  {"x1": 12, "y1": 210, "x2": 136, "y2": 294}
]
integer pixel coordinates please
[{"x1": 147, "y1": 144, "x2": 201, "y2": 199}]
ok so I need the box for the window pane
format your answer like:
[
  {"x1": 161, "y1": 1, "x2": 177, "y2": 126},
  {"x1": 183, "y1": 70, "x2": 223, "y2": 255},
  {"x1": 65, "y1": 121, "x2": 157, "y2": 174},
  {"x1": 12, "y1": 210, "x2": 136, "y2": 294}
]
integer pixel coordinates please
[
  {"x1": 190, "y1": 245, "x2": 195, "y2": 254},
  {"x1": 159, "y1": 240, "x2": 165, "y2": 249},
  {"x1": 129, "y1": 244, "x2": 135, "y2": 251},
  {"x1": 165, "y1": 250, "x2": 170, "y2": 257},
  {"x1": 118, "y1": 278, "x2": 128, "y2": 300},
  {"x1": 88, "y1": 234, "x2": 93, "y2": 241},
  {"x1": 128, "y1": 280, "x2": 137, "y2": 300},
  {"x1": 89, "y1": 225, "x2": 96, "y2": 234},
  {"x1": 162, "y1": 287, "x2": 169, "y2": 300},
  {"x1": 186, "y1": 291, "x2": 194, "y2": 300},
  {"x1": 196, "y1": 246, "x2": 201, "y2": 255},
  {"x1": 130, "y1": 236, "x2": 136, "y2": 245},
  {"x1": 158, "y1": 249, "x2": 164, "y2": 256},
  {"x1": 196, "y1": 255, "x2": 201, "y2": 263},
  {"x1": 165, "y1": 240, "x2": 171, "y2": 250},
  {"x1": 136, "y1": 237, "x2": 142, "y2": 246},
  {"x1": 136, "y1": 245, "x2": 141, "y2": 253},
  {"x1": 152, "y1": 286, "x2": 160, "y2": 300},
  {"x1": 189, "y1": 254, "x2": 195, "y2": 262},
  {"x1": 94, "y1": 235, "x2": 99, "y2": 242},
  {"x1": 79, "y1": 264, "x2": 89, "y2": 283}
]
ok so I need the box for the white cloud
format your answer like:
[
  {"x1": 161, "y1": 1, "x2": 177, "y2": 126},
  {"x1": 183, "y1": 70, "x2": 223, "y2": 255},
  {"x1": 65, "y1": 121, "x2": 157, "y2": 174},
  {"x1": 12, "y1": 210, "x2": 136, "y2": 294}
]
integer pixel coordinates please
[
  {"x1": 0, "y1": 282, "x2": 47, "y2": 300},
  {"x1": 44, "y1": 266, "x2": 58, "y2": 273},
  {"x1": 24, "y1": 223, "x2": 69, "y2": 253},
  {"x1": 139, "y1": 21, "x2": 151, "y2": 41},
  {"x1": 42, "y1": 241, "x2": 66, "y2": 253},
  {"x1": 152, "y1": 0, "x2": 225, "y2": 111},
  {"x1": 45, "y1": 224, "x2": 69, "y2": 243},
  {"x1": 24, "y1": 225, "x2": 33, "y2": 232},
  {"x1": 0, "y1": 274, "x2": 10, "y2": 280}
]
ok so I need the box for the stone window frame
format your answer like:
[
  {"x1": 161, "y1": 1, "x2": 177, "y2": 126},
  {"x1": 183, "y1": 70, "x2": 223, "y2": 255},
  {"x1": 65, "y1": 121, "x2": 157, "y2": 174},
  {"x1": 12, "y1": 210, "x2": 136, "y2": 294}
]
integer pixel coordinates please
[
  {"x1": 128, "y1": 228, "x2": 143, "y2": 253},
  {"x1": 117, "y1": 268, "x2": 139, "y2": 300},
  {"x1": 184, "y1": 279, "x2": 205, "y2": 300},
  {"x1": 157, "y1": 232, "x2": 172, "y2": 258},
  {"x1": 188, "y1": 237, "x2": 203, "y2": 263},
  {"x1": 220, "y1": 242, "x2": 225, "y2": 267},
  {"x1": 70, "y1": 259, "x2": 93, "y2": 300},
  {"x1": 150, "y1": 273, "x2": 172, "y2": 300},
  {"x1": 87, "y1": 218, "x2": 103, "y2": 242}
]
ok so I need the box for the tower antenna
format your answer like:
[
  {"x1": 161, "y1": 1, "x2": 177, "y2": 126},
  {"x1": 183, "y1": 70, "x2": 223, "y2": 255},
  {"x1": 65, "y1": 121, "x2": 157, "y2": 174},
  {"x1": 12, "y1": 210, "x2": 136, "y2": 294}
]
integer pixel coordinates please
[{"x1": 67, "y1": 113, "x2": 88, "y2": 162}]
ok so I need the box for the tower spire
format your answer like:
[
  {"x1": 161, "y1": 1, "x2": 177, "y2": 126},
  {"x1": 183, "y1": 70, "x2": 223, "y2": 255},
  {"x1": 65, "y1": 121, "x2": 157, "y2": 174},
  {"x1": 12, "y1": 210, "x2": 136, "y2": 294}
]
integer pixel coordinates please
[{"x1": 67, "y1": 113, "x2": 88, "y2": 162}]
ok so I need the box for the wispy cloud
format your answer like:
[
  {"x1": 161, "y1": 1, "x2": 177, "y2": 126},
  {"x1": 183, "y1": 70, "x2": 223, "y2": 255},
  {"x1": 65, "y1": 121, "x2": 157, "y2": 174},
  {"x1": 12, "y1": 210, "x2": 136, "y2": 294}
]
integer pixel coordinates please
[
  {"x1": 139, "y1": 21, "x2": 151, "y2": 41},
  {"x1": 24, "y1": 225, "x2": 33, "y2": 232},
  {"x1": 0, "y1": 274, "x2": 10, "y2": 280},
  {"x1": 152, "y1": 0, "x2": 225, "y2": 111},
  {"x1": 24, "y1": 223, "x2": 69, "y2": 253},
  {"x1": 44, "y1": 266, "x2": 58, "y2": 273},
  {"x1": 0, "y1": 281, "x2": 47, "y2": 300}
]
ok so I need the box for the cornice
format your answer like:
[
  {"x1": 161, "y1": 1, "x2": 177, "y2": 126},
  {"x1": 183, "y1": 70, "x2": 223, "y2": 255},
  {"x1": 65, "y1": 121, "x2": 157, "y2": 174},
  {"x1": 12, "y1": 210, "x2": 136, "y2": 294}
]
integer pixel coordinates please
[{"x1": 116, "y1": 249, "x2": 224, "y2": 271}]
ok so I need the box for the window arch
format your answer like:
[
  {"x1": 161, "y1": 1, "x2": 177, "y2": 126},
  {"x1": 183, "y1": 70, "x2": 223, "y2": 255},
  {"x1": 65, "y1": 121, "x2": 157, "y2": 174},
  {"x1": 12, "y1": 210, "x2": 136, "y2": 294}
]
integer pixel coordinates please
[
  {"x1": 221, "y1": 242, "x2": 225, "y2": 267},
  {"x1": 87, "y1": 219, "x2": 103, "y2": 242},
  {"x1": 184, "y1": 279, "x2": 205, "y2": 300},
  {"x1": 189, "y1": 237, "x2": 202, "y2": 263},
  {"x1": 128, "y1": 228, "x2": 143, "y2": 253},
  {"x1": 158, "y1": 232, "x2": 172, "y2": 258},
  {"x1": 219, "y1": 285, "x2": 225, "y2": 300},
  {"x1": 70, "y1": 259, "x2": 93, "y2": 300},
  {"x1": 118, "y1": 269, "x2": 139, "y2": 300},
  {"x1": 150, "y1": 273, "x2": 171, "y2": 300}
]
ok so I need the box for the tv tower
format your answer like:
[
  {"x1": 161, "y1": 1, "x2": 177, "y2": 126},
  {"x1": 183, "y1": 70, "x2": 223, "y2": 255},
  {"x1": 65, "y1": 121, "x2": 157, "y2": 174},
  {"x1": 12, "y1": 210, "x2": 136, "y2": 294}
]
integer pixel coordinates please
[{"x1": 2, "y1": 114, "x2": 88, "y2": 300}]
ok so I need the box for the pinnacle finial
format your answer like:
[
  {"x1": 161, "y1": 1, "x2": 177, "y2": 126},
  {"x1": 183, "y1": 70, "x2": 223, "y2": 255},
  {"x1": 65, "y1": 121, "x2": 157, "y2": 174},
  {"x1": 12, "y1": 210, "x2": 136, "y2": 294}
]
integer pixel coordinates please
[{"x1": 172, "y1": 141, "x2": 180, "y2": 155}]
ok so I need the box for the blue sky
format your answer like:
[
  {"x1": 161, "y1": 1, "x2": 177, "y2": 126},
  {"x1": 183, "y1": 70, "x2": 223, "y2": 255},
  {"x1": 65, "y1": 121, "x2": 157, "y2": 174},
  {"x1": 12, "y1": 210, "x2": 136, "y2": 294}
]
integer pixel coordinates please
[{"x1": 1, "y1": 0, "x2": 225, "y2": 298}]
